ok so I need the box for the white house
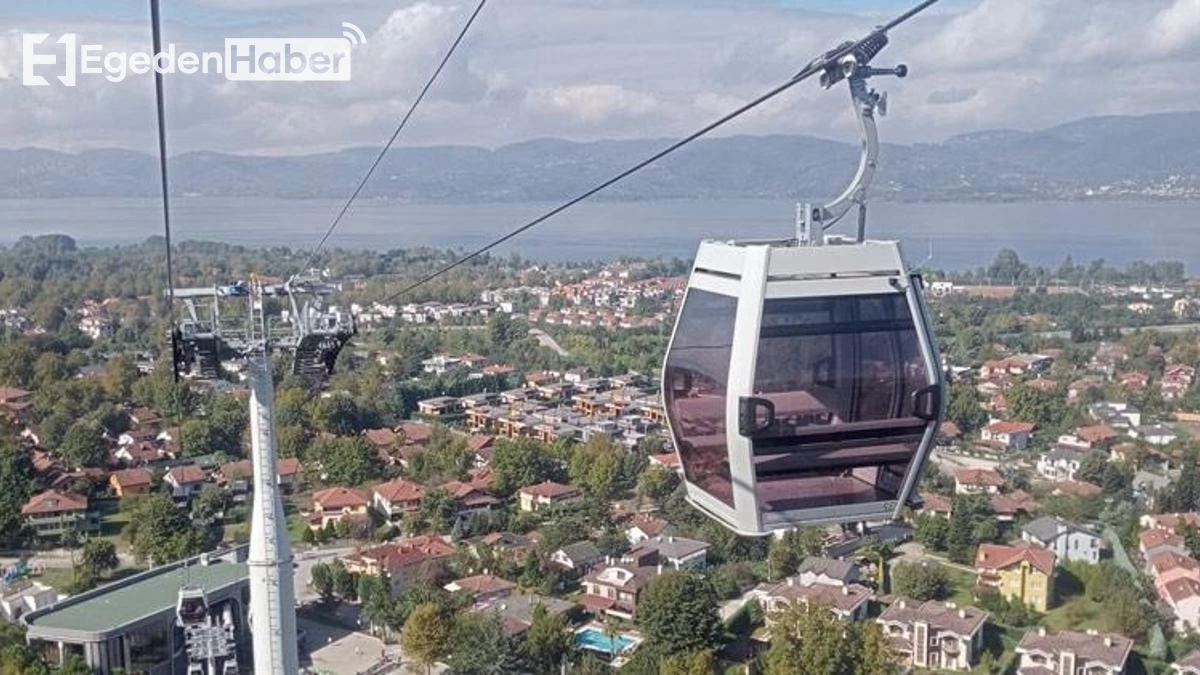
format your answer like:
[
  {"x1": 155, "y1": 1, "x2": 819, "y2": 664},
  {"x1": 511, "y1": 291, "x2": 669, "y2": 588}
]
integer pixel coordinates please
[
  {"x1": 1020, "y1": 516, "x2": 1104, "y2": 564},
  {"x1": 981, "y1": 420, "x2": 1035, "y2": 451},
  {"x1": 1132, "y1": 424, "x2": 1179, "y2": 447},
  {"x1": 954, "y1": 468, "x2": 1004, "y2": 495},
  {"x1": 1036, "y1": 445, "x2": 1091, "y2": 483}
]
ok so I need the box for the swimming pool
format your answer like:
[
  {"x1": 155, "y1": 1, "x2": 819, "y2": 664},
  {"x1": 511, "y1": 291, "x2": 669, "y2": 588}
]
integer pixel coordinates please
[{"x1": 575, "y1": 626, "x2": 638, "y2": 654}]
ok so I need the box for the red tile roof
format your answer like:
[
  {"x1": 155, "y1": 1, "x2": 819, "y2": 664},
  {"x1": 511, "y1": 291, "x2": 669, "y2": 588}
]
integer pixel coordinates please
[
  {"x1": 1140, "y1": 529, "x2": 1184, "y2": 552},
  {"x1": 398, "y1": 422, "x2": 433, "y2": 446},
  {"x1": 110, "y1": 467, "x2": 153, "y2": 489},
  {"x1": 22, "y1": 489, "x2": 88, "y2": 516},
  {"x1": 975, "y1": 541, "x2": 1056, "y2": 577},
  {"x1": 921, "y1": 493, "x2": 952, "y2": 514},
  {"x1": 312, "y1": 487, "x2": 370, "y2": 510},
  {"x1": 374, "y1": 479, "x2": 425, "y2": 503},
  {"x1": 166, "y1": 464, "x2": 208, "y2": 485},
  {"x1": 955, "y1": 468, "x2": 1004, "y2": 486},
  {"x1": 1074, "y1": 424, "x2": 1119, "y2": 444},
  {"x1": 626, "y1": 514, "x2": 668, "y2": 537},
  {"x1": 519, "y1": 480, "x2": 580, "y2": 499},
  {"x1": 986, "y1": 420, "x2": 1035, "y2": 435},
  {"x1": 448, "y1": 573, "x2": 516, "y2": 596},
  {"x1": 277, "y1": 457, "x2": 303, "y2": 477},
  {"x1": 1054, "y1": 480, "x2": 1103, "y2": 497},
  {"x1": 345, "y1": 536, "x2": 454, "y2": 572}
]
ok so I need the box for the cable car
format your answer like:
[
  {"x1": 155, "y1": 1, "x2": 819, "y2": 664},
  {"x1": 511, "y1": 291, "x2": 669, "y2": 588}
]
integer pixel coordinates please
[{"x1": 662, "y1": 35, "x2": 943, "y2": 535}]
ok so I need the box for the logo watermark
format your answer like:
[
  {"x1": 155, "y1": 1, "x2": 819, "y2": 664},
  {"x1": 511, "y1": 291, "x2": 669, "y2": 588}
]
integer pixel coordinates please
[{"x1": 22, "y1": 22, "x2": 366, "y2": 86}]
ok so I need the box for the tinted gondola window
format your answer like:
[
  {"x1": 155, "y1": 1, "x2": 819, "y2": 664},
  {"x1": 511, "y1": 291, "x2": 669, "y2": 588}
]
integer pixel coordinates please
[
  {"x1": 664, "y1": 289, "x2": 737, "y2": 506},
  {"x1": 747, "y1": 293, "x2": 930, "y2": 514}
]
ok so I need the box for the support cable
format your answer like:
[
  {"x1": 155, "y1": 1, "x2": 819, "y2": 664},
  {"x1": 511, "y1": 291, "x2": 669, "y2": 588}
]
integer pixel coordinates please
[
  {"x1": 377, "y1": 0, "x2": 940, "y2": 304},
  {"x1": 294, "y1": 0, "x2": 490, "y2": 277}
]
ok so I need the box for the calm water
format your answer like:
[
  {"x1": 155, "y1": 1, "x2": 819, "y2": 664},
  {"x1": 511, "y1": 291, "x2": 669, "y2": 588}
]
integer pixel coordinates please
[{"x1": 1, "y1": 198, "x2": 1197, "y2": 272}]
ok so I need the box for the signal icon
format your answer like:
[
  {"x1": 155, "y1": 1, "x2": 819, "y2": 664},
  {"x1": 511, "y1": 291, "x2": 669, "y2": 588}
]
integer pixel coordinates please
[{"x1": 341, "y1": 22, "x2": 367, "y2": 46}]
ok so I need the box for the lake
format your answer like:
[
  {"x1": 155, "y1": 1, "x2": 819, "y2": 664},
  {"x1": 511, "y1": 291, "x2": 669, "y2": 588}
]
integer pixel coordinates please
[{"x1": 1, "y1": 197, "x2": 1196, "y2": 272}]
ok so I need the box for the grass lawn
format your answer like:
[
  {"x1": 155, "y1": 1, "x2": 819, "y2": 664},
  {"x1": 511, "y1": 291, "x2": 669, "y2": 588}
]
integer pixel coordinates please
[
  {"x1": 36, "y1": 566, "x2": 76, "y2": 592},
  {"x1": 97, "y1": 508, "x2": 131, "y2": 541},
  {"x1": 940, "y1": 565, "x2": 978, "y2": 607},
  {"x1": 1042, "y1": 595, "x2": 1108, "y2": 632}
]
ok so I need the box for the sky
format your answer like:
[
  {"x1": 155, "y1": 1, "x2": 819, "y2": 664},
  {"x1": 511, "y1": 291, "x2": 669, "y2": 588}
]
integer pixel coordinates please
[{"x1": 1, "y1": 0, "x2": 1198, "y2": 155}]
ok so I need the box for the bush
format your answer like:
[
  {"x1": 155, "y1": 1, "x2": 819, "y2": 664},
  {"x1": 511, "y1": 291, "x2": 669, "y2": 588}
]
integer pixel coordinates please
[{"x1": 892, "y1": 561, "x2": 950, "y2": 601}]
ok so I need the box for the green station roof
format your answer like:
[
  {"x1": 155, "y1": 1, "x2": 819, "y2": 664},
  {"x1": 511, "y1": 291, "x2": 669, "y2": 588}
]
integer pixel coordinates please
[{"x1": 28, "y1": 558, "x2": 248, "y2": 634}]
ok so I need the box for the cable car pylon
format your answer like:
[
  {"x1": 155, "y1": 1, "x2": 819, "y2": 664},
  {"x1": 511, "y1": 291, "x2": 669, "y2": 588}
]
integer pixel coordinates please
[{"x1": 662, "y1": 18, "x2": 944, "y2": 536}]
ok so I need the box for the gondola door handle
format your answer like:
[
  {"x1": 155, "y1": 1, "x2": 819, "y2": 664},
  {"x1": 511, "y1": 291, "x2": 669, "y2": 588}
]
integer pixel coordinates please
[
  {"x1": 739, "y1": 396, "x2": 777, "y2": 438},
  {"x1": 911, "y1": 385, "x2": 941, "y2": 421}
]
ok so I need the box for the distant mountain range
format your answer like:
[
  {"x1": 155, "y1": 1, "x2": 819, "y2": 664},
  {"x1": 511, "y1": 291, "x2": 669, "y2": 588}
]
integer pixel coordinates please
[{"x1": 4, "y1": 111, "x2": 1199, "y2": 201}]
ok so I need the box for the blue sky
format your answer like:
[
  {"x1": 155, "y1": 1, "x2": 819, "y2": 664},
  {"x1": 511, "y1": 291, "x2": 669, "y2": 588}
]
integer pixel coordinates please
[{"x1": 1, "y1": 0, "x2": 1198, "y2": 154}]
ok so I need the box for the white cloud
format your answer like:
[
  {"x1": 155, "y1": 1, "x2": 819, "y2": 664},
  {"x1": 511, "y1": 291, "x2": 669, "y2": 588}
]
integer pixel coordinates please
[
  {"x1": 0, "y1": 0, "x2": 1198, "y2": 153},
  {"x1": 1150, "y1": 0, "x2": 1200, "y2": 55},
  {"x1": 525, "y1": 85, "x2": 658, "y2": 124}
]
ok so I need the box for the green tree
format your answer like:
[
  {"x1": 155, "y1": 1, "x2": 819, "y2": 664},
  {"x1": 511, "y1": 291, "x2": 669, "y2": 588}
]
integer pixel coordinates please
[
  {"x1": 847, "y1": 621, "x2": 898, "y2": 675},
  {"x1": 103, "y1": 354, "x2": 140, "y2": 400},
  {"x1": 60, "y1": 419, "x2": 107, "y2": 468},
  {"x1": 521, "y1": 603, "x2": 572, "y2": 674},
  {"x1": 310, "y1": 562, "x2": 334, "y2": 600},
  {"x1": 489, "y1": 437, "x2": 563, "y2": 497},
  {"x1": 947, "y1": 381, "x2": 986, "y2": 432},
  {"x1": 636, "y1": 464, "x2": 679, "y2": 505},
  {"x1": 0, "y1": 442, "x2": 37, "y2": 547},
  {"x1": 568, "y1": 436, "x2": 623, "y2": 499},
  {"x1": 892, "y1": 562, "x2": 950, "y2": 601},
  {"x1": 311, "y1": 394, "x2": 361, "y2": 436},
  {"x1": 913, "y1": 513, "x2": 950, "y2": 552},
  {"x1": 79, "y1": 539, "x2": 119, "y2": 579},
  {"x1": 636, "y1": 571, "x2": 720, "y2": 655},
  {"x1": 947, "y1": 494, "x2": 995, "y2": 564},
  {"x1": 764, "y1": 601, "x2": 844, "y2": 675},
  {"x1": 402, "y1": 602, "x2": 451, "y2": 675},
  {"x1": 39, "y1": 411, "x2": 72, "y2": 450},
  {"x1": 446, "y1": 612, "x2": 520, "y2": 675},
  {"x1": 124, "y1": 494, "x2": 207, "y2": 564},
  {"x1": 660, "y1": 650, "x2": 717, "y2": 675},
  {"x1": 306, "y1": 435, "x2": 379, "y2": 486}
]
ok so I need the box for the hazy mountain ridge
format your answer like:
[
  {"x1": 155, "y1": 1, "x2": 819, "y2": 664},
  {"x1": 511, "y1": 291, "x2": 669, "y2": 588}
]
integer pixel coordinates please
[{"x1": 3, "y1": 112, "x2": 1199, "y2": 201}]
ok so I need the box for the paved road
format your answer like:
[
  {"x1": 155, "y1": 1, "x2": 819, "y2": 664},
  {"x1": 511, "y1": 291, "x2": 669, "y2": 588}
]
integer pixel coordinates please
[
  {"x1": 529, "y1": 328, "x2": 569, "y2": 357},
  {"x1": 294, "y1": 545, "x2": 357, "y2": 603}
]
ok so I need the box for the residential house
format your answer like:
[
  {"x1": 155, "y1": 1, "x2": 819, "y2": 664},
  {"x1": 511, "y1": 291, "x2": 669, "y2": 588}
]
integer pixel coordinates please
[
  {"x1": 624, "y1": 514, "x2": 668, "y2": 545},
  {"x1": 921, "y1": 493, "x2": 953, "y2": 518},
  {"x1": 277, "y1": 457, "x2": 303, "y2": 492},
  {"x1": 1140, "y1": 512, "x2": 1200, "y2": 534},
  {"x1": 1037, "y1": 445, "x2": 1091, "y2": 483},
  {"x1": 877, "y1": 600, "x2": 988, "y2": 671},
  {"x1": 440, "y1": 476, "x2": 499, "y2": 517},
  {"x1": 975, "y1": 542, "x2": 1056, "y2": 612},
  {"x1": 1014, "y1": 627, "x2": 1132, "y2": 675},
  {"x1": 21, "y1": 490, "x2": 99, "y2": 541},
  {"x1": 1073, "y1": 424, "x2": 1120, "y2": 448},
  {"x1": 549, "y1": 541, "x2": 604, "y2": 575},
  {"x1": 164, "y1": 465, "x2": 208, "y2": 503},
  {"x1": 341, "y1": 536, "x2": 455, "y2": 597},
  {"x1": 518, "y1": 481, "x2": 582, "y2": 512},
  {"x1": 754, "y1": 576, "x2": 872, "y2": 623},
  {"x1": 954, "y1": 468, "x2": 1004, "y2": 495},
  {"x1": 796, "y1": 557, "x2": 860, "y2": 587},
  {"x1": 372, "y1": 479, "x2": 425, "y2": 522},
  {"x1": 308, "y1": 487, "x2": 370, "y2": 530},
  {"x1": 990, "y1": 490, "x2": 1038, "y2": 522},
  {"x1": 472, "y1": 594, "x2": 576, "y2": 637},
  {"x1": 623, "y1": 536, "x2": 709, "y2": 572},
  {"x1": 980, "y1": 420, "x2": 1035, "y2": 451},
  {"x1": 471, "y1": 532, "x2": 540, "y2": 565},
  {"x1": 444, "y1": 573, "x2": 516, "y2": 605},
  {"x1": 1131, "y1": 424, "x2": 1179, "y2": 446},
  {"x1": 108, "y1": 468, "x2": 153, "y2": 497},
  {"x1": 1089, "y1": 402, "x2": 1142, "y2": 429},
  {"x1": 1163, "y1": 577, "x2": 1200, "y2": 635},
  {"x1": 1021, "y1": 517, "x2": 1103, "y2": 564},
  {"x1": 416, "y1": 396, "x2": 462, "y2": 417},
  {"x1": 581, "y1": 563, "x2": 650, "y2": 619}
]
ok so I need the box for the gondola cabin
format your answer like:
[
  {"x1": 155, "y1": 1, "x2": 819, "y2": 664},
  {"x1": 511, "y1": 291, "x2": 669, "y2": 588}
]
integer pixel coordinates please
[{"x1": 662, "y1": 238, "x2": 943, "y2": 535}]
